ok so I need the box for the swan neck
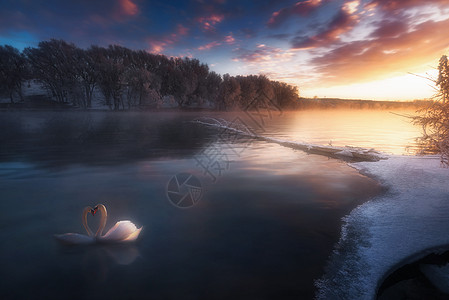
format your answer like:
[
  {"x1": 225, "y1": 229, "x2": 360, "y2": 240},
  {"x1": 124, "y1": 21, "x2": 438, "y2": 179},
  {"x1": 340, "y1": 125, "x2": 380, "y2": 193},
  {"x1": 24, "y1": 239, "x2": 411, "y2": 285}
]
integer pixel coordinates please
[
  {"x1": 82, "y1": 207, "x2": 93, "y2": 237},
  {"x1": 96, "y1": 204, "x2": 107, "y2": 237}
]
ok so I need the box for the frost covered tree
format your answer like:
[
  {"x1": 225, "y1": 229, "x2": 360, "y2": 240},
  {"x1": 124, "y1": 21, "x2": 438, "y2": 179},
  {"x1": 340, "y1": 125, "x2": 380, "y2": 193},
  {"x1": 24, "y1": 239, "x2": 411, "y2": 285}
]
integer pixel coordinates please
[
  {"x1": 273, "y1": 81, "x2": 299, "y2": 108},
  {"x1": 92, "y1": 45, "x2": 130, "y2": 110},
  {"x1": 14, "y1": 39, "x2": 299, "y2": 110},
  {"x1": 203, "y1": 71, "x2": 222, "y2": 106},
  {"x1": 414, "y1": 55, "x2": 449, "y2": 165},
  {"x1": 24, "y1": 39, "x2": 78, "y2": 103},
  {"x1": 218, "y1": 74, "x2": 240, "y2": 110},
  {"x1": 72, "y1": 47, "x2": 98, "y2": 108},
  {"x1": 0, "y1": 45, "x2": 28, "y2": 103}
]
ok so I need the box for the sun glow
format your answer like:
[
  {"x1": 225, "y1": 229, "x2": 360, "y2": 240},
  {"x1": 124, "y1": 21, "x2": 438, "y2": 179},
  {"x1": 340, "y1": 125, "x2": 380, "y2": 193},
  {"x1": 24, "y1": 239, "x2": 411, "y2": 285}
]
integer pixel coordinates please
[{"x1": 300, "y1": 70, "x2": 438, "y2": 101}]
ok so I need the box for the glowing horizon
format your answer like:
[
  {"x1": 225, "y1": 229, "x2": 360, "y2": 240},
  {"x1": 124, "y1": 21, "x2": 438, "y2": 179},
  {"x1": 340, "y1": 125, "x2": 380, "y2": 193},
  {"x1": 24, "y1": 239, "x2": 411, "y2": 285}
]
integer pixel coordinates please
[{"x1": 293, "y1": 69, "x2": 440, "y2": 101}]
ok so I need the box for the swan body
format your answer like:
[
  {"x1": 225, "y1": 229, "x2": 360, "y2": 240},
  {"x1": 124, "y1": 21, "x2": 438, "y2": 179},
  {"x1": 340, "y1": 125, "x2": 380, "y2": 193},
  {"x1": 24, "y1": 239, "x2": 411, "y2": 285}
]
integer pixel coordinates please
[
  {"x1": 54, "y1": 233, "x2": 95, "y2": 245},
  {"x1": 100, "y1": 220, "x2": 142, "y2": 242},
  {"x1": 55, "y1": 204, "x2": 142, "y2": 245}
]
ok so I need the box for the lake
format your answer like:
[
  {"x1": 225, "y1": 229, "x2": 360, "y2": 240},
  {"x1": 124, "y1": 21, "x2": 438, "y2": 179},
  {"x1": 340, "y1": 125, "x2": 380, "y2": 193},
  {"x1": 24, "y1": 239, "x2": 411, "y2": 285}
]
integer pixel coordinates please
[{"x1": 0, "y1": 109, "x2": 421, "y2": 299}]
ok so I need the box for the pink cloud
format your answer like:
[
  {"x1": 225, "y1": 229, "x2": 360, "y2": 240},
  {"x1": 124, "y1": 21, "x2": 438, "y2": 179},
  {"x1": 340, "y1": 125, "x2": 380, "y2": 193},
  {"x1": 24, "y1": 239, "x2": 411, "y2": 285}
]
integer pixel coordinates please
[
  {"x1": 147, "y1": 23, "x2": 190, "y2": 54},
  {"x1": 197, "y1": 32, "x2": 235, "y2": 51},
  {"x1": 197, "y1": 14, "x2": 224, "y2": 32},
  {"x1": 87, "y1": 0, "x2": 140, "y2": 25},
  {"x1": 119, "y1": 0, "x2": 138, "y2": 16},
  {"x1": 267, "y1": 0, "x2": 324, "y2": 28},
  {"x1": 224, "y1": 34, "x2": 235, "y2": 44},
  {"x1": 198, "y1": 41, "x2": 222, "y2": 51},
  {"x1": 177, "y1": 24, "x2": 189, "y2": 36},
  {"x1": 149, "y1": 41, "x2": 166, "y2": 54}
]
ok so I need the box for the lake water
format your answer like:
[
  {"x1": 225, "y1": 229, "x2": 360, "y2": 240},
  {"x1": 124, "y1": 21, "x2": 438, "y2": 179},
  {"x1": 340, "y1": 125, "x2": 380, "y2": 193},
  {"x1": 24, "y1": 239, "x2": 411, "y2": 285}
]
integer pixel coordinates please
[{"x1": 0, "y1": 109, "x2": 421, "y2": 299}]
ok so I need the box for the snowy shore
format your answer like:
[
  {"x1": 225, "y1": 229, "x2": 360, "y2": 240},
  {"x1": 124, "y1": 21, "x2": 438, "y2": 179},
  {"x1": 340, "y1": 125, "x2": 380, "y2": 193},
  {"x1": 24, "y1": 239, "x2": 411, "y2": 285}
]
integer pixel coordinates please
[{"x1": 316, "y1": 155, "x2": 449, "y2": 299}]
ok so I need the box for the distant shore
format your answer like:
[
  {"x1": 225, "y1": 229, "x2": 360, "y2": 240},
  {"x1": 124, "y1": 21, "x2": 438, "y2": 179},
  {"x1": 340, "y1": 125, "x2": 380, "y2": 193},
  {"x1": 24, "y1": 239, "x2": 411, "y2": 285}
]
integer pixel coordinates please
[{"x1": 0, "y1": 93, "x2": 430, "y2": 111}]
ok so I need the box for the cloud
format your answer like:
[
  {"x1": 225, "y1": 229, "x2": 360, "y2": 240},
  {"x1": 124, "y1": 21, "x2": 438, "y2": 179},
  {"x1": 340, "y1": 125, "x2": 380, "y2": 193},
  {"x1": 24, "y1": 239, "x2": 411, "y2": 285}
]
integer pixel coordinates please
[
  {"x1": 233, "y1": 44, "x2": 294, "y2": 63},
  {"x1": 197, "y1": 14, "x2": 224, "y2": 32},
  {"x1": 310, "y1": 18, "x2": 449, "y2": 86},
  {"x1": 147, "y1": 23, "x2": 190, "y2": 54},
  {"x1": 197, "y1": 32, "x2": 234, "y2": 51},
  {"x1": 267, "y1": 33, "x2": 291, "y2": 41},
  {"x1": 365, "y1": 0, "x2": 449, "y2": 13},
  {"x1": 224, "y1": 34, "x2": 235, "y2": 44},
  {"x1": 267, "y1": 0, "x2": 324, "y2": 28},
  {"x1": 118, "y1": 0, "x2": 139, "y2": 17},
  {"x1": 91, "y1": 0, "x2": 141, "y2": 24},
  {"x1": 369, "y1": 19, "x2": 409, "y2": 38},
  {"x1": 198, "y1": 41, "x2": 222, "y2": 51},
  {"x1": 291, "y1": 2, "x2": 360, "y2": 49}
]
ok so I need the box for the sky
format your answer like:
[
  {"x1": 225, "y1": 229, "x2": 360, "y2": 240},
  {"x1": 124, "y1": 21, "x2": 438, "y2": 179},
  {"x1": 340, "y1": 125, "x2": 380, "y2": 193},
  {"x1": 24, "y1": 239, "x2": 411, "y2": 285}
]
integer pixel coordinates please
[{"x1": 1, "y1": 0, "x2": 449, "y2": 100}]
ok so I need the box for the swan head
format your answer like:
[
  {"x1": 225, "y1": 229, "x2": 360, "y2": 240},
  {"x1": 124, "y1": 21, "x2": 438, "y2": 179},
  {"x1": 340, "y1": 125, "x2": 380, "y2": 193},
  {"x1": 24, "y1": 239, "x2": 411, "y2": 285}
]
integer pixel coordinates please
[{"x1": 90, "y1": 206, "x2": 98, "y2": 216}]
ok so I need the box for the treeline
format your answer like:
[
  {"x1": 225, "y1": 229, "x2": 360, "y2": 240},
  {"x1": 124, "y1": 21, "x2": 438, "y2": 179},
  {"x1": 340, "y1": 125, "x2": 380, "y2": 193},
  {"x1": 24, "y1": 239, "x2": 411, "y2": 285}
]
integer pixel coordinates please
[
  {"x1": 298, "y1": 97, "x2": 431, "y2": 110},
  {"x1": 0, "y1": 39, "x2": 299, "y2": 110}
]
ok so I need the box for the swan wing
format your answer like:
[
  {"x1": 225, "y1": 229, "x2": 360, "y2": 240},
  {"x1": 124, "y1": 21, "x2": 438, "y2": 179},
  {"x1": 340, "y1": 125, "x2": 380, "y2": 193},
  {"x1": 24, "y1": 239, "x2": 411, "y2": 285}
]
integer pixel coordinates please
[
  {"x1": 54, "y1": 233, "x2": 94, "y2": 245},
  {"x1": 122, "y1": 226, "x2": 142, "y2": 242},
  {"x1": 101, "y1": 221, "x2": 141, "y2": 242}
]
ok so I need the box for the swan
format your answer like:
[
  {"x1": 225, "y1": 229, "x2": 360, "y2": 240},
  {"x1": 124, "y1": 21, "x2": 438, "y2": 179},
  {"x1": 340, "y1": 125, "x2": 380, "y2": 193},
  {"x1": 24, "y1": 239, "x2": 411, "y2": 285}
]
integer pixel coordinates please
[{"x1": 54, "y1": 204, "x2": 142, "y2": 245}]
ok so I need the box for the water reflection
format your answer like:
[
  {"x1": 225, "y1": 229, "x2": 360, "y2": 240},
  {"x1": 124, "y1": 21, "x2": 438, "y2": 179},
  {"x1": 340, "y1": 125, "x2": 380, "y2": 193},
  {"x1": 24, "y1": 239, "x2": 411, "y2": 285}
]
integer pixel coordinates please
[
  {"x1": 0, "y1": 111, "x2": 216, "y2": 167},
  {"x1": 266, "y1": 110, "x2": 421, "y2": 155},
  {"x1": 58, "y1": 244, "x2": 140, "y2": 282},
  {"x1": 0, "y1": 110, "x2": 421, "y2": 169}
]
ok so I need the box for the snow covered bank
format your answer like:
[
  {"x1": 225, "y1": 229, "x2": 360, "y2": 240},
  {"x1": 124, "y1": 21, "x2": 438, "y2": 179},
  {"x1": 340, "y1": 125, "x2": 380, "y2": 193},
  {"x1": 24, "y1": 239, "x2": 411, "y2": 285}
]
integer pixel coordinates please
[
  {"x1": 316, "y1": 155, "x2": 449, "y2": 299},
  {"x1": 194, "y1": 118, "x2": 388, "y2": 162}
]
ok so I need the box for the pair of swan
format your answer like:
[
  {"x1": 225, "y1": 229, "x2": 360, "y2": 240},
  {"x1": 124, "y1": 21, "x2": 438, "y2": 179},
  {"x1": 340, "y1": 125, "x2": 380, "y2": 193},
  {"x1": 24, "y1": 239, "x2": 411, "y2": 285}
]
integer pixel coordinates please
[{"x1": 54, "y1": 204, "x2": 142, "y2": 245}]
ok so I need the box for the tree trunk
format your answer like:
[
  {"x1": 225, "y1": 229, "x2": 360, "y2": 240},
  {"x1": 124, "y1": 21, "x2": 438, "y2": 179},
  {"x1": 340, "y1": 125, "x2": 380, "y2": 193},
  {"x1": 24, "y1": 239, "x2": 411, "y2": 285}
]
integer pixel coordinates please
[{"x1": 9, "y1": 91, "x2": 14, "y2": 104}]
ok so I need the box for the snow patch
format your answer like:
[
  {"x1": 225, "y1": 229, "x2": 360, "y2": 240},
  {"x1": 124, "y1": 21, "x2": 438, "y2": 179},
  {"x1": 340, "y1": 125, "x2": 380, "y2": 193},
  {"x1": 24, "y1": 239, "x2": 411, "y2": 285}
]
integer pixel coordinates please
[{"x1": 316, "y1": 155, "x2": 449, "y2": 299}]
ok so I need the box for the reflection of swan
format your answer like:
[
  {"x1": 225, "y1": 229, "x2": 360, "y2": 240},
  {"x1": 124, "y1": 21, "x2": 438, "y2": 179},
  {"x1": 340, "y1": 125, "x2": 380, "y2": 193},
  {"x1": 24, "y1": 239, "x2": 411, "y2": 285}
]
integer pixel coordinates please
[{"x1": 55, "y1": 204, "x2": 142, "y2": 245}]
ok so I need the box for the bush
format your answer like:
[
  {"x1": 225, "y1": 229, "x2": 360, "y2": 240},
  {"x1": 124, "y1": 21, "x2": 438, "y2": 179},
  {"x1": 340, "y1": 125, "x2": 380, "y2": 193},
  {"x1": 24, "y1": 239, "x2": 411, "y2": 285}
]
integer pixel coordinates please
[{"x1": 413, "y1": 55, "x2": 449, "y2": 165}]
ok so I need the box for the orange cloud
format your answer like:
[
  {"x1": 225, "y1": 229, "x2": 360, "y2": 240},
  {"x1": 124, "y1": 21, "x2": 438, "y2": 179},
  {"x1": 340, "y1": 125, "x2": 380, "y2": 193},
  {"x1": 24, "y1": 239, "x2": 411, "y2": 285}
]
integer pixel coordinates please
[
  {"x1": 365, "y1": 0, "x2": 449, "y2": 12},
  {"x1": 310, "y1": 18, "x2": 449, "y2": 86}
]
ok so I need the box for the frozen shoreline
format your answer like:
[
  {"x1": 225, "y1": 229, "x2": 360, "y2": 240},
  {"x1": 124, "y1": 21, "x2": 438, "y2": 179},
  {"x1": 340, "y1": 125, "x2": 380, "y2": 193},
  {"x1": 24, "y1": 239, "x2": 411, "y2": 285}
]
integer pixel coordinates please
[{"x1": 316, "y1": 155, "x2": 449, "y2": 299}]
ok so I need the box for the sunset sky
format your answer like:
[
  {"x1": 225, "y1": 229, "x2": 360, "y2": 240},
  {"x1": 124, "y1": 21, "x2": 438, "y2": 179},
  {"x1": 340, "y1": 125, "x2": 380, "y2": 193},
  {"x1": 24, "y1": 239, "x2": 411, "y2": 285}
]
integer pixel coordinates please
[{"x1": 1, "y1": 0, "x2": 449, "y2": 100}]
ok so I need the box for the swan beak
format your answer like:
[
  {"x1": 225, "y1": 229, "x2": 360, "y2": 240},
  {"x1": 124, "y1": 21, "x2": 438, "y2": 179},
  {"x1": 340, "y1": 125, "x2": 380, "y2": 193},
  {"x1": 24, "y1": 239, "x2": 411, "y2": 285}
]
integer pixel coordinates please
[{"x1": 91, "y1": 206, "x2": 98, "y2": 216}]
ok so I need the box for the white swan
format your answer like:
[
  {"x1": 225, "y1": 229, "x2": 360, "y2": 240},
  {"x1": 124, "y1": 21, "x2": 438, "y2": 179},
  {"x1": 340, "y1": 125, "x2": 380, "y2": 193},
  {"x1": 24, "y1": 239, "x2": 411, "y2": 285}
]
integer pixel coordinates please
[{"x1": 54, "y1": 204, "x2": 142, "y2": 245}]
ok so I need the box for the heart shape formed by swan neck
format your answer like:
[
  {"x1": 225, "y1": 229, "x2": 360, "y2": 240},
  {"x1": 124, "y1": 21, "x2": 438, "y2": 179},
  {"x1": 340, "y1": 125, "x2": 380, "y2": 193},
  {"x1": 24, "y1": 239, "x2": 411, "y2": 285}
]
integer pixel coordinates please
[{"x1": 82, "y1": 204, "x2": 107, "y2": 237}]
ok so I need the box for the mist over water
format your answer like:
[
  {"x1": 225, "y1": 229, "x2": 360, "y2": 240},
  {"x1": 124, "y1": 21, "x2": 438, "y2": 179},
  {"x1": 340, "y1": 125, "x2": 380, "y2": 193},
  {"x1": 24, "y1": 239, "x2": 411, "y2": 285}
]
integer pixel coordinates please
[{"x1": 0, "y1": 109, "x2": 420, "y2": 299}]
